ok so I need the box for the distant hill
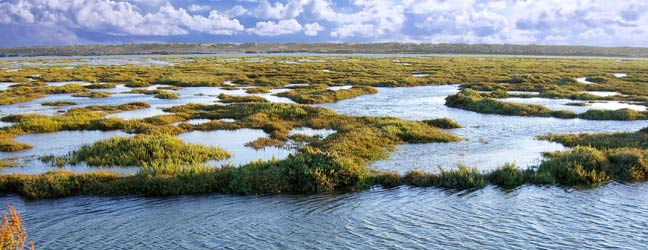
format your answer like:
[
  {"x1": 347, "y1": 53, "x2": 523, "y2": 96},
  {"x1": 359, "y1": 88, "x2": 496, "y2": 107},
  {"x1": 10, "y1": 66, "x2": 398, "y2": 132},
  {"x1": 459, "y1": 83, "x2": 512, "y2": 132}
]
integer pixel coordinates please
[{"x1": 1, "y1": 43, "x2": 647, "y2": 58}]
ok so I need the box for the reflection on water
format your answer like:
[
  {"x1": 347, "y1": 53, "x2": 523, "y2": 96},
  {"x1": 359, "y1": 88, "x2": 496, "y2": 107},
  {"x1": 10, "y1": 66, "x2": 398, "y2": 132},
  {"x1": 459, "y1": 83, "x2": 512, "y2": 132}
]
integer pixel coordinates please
[
  {"x1": 177, "y1": 129, "x2": 293, "y2": 166},
  {"x1": 2, "y1": 183, "x2": 648, "y2": 249},
  {"x1": 320, "y1": 85, "x2": 648, "y2": 172}
]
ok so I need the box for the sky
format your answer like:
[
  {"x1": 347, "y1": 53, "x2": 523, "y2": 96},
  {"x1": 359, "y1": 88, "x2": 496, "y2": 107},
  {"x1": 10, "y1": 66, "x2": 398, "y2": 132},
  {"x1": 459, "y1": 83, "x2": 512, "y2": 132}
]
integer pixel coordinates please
[{"x1": 1, "y1": 0, "x2": 647, "y2": 47}]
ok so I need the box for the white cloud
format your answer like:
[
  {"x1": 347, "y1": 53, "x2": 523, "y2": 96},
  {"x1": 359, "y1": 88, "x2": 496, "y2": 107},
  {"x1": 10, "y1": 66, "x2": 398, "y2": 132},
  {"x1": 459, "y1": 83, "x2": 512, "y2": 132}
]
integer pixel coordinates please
[
  {"x1": 251, "y1": 0, "x2": 306, "y2": 19},
  {"x1": 0, "y1": 0, "x2": 244, "y2": 36},
  {"x1": 304, "y1": 22, "x2": 323, "y2": 36},
  {"x1": 247, "y1": 19, "x2": 302, "y2": 36},
  {"x1": 188, "y1": 4, "x2": 211, "y2": 13}
]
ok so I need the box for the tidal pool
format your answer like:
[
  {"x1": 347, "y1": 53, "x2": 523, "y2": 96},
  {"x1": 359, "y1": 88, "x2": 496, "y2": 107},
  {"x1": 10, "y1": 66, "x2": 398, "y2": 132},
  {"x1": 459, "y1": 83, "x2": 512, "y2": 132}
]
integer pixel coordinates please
[
  {"x1": 0, "y1": 130, "x2": 138, "y2": 175},
  {"x1": 177, "y1": 129, "x2": 293, "y2": 166},
  {"x1": 320, "y1": 85, "x2": 648, "y2": 172}
]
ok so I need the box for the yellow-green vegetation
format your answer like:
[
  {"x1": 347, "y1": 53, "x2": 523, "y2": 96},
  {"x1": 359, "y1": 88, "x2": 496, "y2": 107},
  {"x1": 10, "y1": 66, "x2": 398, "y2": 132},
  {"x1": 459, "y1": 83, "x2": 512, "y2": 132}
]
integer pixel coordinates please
[
  {"x1": 67, "y1": 134, "x2": 230, "y2": 167},
  {"x1": 125, "y1": 78, "x2": 150, "y2": 87},
  {"x1": 446, "y1": 89, "x2": 648, "y2": 120},
  {"x1": 78, "y1": 102, "x2": 151, "y2": 113},
  {"x1": 85, "y1": 83, "x2": 116, "y2": 89},
  {"x1": 154, "y1": 91, "x2": 179, "y2": 99},
  {"x1": 0, "y1": 102, "x2": 461, "y2": 198},
  {"x1": 72, "y1": 91, "x2": 111, "y2": 98},
  {"x1": 2, "y1": 55, "x2": 648, "y2": 198},
  {"x1": 127, "y1": 89, "x2": 180, "y2": 98},
  {"x1": 0, "y1": 132, "x2": 32, "y2": 152},
  {"x1": 218, "y1": 93, "x2": 268, "y2": 103},
  {"x1": 0, "y1": 84, "x2": 88, "y2": 105},
  {"x1": 245, "y1": 137, "x2": 286, "y2": 149},
  {"x1": 540, "y1": 129, "x2": 648, "y2": 150},
  {"x1": 0, "y1": 158, "x2": 19, "y2": 169},
  {"x1": 277, "y1": 85, "x2": 377, "y2": 104},
  {"x1": 245, "y1": 87, "x2": 271, "y2": 94},
  {"x1": 41, "y1": 101, "x2": 77, "y2": 106},
  {"x1": 422, "y1": 118, "x2": 462, "y2": 129},
  {"x1": 446, "y1": 89, "x2": 577, "y2": 119}
]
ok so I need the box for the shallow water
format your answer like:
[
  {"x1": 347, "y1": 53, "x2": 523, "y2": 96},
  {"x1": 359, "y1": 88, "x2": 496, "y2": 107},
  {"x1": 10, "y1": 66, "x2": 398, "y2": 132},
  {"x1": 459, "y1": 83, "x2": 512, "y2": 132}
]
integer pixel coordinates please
[
  {"x1": 177, "y1": 129, "x2": 293, "y2": 166},
  {"x1": 0, "y1": 131, "x2": 138, "y2": 175},
  {"x1": 2, "y1": 183, "x2": 647, "y2": 249},
  {"x1": 320, "y1": 85, "x2": 648, "y2": 172},
  {"x1": 2, "y1": 57, "x2": 648, "y2": 248}
]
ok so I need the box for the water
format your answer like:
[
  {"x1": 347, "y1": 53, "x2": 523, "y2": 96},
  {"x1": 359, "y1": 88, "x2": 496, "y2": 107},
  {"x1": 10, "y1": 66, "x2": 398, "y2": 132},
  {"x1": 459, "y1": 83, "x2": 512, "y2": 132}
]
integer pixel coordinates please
[
  {"x1": 177, "y1": 129, "x2": 293, "y2": 166},
  {"x1": 0, "y1": 131, "x2": 138, "y2": 175},
  {"x1": 2, "y1": 79, "x2": 648, "y2": 249},
  {"x1": 1, "y1": 183, "x2": 646, "y2": 249},
  {"x1": 319, "y1": 85, "x2": 648, "y2": 172}
]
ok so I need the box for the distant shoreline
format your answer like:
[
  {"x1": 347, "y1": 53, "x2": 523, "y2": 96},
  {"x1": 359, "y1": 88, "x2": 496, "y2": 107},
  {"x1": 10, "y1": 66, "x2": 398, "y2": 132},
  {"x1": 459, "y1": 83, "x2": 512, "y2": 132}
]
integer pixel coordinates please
[
  {"x1": 1, "y1": 52, "x2": 647, "y2": 61},
  {"x1": 2, "y1": 43, "x2": 648, "y2": 58}
]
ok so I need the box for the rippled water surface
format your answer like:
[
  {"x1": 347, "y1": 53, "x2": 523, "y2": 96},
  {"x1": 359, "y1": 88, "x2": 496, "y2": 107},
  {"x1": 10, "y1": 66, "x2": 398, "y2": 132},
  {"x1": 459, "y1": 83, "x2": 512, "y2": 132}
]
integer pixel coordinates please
[{"x1": 2, "y1": 183, "x2": 647, "y2": 249}]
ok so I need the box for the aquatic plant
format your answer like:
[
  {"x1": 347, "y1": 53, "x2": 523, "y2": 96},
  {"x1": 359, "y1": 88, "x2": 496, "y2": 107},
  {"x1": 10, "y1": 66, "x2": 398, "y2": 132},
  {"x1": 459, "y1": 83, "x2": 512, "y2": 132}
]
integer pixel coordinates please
[
  {"x1": 72, "y1": 91, "x2": 111, "y2": 98},
  {"x1": 277, "y1": 86, "x2": 378, "y2": 104},
  {"x1": 154, "y1": 91, "x2": 179, "y2": 99}
]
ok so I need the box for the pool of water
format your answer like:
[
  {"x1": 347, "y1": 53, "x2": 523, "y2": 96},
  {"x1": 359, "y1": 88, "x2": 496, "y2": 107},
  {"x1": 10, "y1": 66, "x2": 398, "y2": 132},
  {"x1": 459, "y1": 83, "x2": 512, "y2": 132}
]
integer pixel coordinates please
[
  {"x1": 177, "y1": 129, "x2": 293, "y2": 166},
  {"x1": 319, "y1": 85, "x2": 648, "y2": 172},
  {"x1": 0, "y1": 131, "x2": 138, "y2": 175}
]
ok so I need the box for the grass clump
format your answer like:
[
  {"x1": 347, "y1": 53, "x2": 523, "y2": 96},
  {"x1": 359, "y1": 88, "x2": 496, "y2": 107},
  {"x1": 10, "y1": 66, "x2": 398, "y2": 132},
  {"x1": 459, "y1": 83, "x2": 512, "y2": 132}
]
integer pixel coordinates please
[
  {"x1": 577, "y1": 109, "x2": 647, "y2": 120},
  {"x1": 245, "y1": 137, "x2": 286, "y2": 149},
  {"x1": 540, "y1": 131, "x2": 648, "y2": 149},
  {"x1": 68, "y1": 134, "x2": 231, "y2": 167},
  {"x1": 422, "y1": 118, "x2": 462, "y2": 129},
  {"x1": 404, "y1": 165, "x2": 486, "y2": 189},
  {"x1": 154, "y1": 91, "x2": 180, "y2": 99},
  {"x1": 0, "y1": 134, "x2": 32, "y2": 152},
  {"x1": 218, "y1": 94, "x2": 268, "y2": 103},
  {"x1": 125, "y1": 78, "x2": 150, "y2": 87},
  {"x1": 72, "y1": 91, "x2": 111, "y2": 98},
  {"x1": 245, "y1": 87, "x2": 271, "y2": 94},
  {"x1": 85, "y1": 83, "x2": 116, "y2": 89},
  {"x1": 277, "y1": 86, "x2": 377, "y2": 104},
  {"x1": 41, "y1": 101, "x2": 77, "y2": 106}
]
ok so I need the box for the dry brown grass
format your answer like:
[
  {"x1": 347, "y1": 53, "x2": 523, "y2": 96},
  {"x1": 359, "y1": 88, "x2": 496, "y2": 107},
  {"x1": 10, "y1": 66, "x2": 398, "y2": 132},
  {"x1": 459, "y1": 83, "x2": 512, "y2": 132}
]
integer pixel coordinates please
[{"x1": 0, "y1": 205, "x2": 34, "y2": 250}]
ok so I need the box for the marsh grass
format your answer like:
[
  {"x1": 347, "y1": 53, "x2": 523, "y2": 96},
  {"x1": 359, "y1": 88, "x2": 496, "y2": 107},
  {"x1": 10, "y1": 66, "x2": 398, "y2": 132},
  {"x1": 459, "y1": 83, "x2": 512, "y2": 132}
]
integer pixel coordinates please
[
  {"x1": 423, "y1": 118, "x2": 462, "y2": 129},
  {"x1": 218, "y1": 94, "x2": 268, "y2": 103},
  {"x1": 41, "y1": 101, "x2": 77, "y2": 106},
  {"x1": 277, "y1": 86, "x2": 377, "y2": 104},
  {"x1": 72, "y1": 91, "x2": 111, "y2": 98},
  {"x1": 447, "y1": 89, "x2": 647, "y2": 120},
  {"x1": 68, "y1": 134, "x2": 231, "y2": 167}
]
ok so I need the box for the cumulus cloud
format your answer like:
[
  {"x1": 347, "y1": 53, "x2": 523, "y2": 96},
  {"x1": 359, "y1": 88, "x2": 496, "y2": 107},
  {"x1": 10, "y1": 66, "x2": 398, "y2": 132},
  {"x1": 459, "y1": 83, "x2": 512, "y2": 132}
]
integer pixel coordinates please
[
  {"x1": 247, "y1": 19, "x2": 302, "y2": 36},
  {"x1": 304, "y1": 22, "x2": 323, "y2": 36},
  {"x1": 0, "y1": 0, "x2": 244, "y2": 37},
  {"x1": 1, "y1": 0, "x2": 648, "y2": 46}
]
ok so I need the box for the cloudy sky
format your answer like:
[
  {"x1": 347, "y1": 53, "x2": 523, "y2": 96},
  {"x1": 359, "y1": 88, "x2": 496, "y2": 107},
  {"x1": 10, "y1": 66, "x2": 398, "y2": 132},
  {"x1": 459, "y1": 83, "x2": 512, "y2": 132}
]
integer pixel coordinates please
[{"x1": 1, "y1": 0, "x2": 647, "y2": 47}]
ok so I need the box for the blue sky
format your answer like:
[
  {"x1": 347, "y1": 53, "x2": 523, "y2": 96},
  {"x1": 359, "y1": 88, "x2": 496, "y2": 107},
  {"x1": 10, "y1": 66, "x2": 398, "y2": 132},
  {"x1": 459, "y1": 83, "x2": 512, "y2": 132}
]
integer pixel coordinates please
[{"x1": 1, "y1": 0, "x2": 647, "y2": 47}]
